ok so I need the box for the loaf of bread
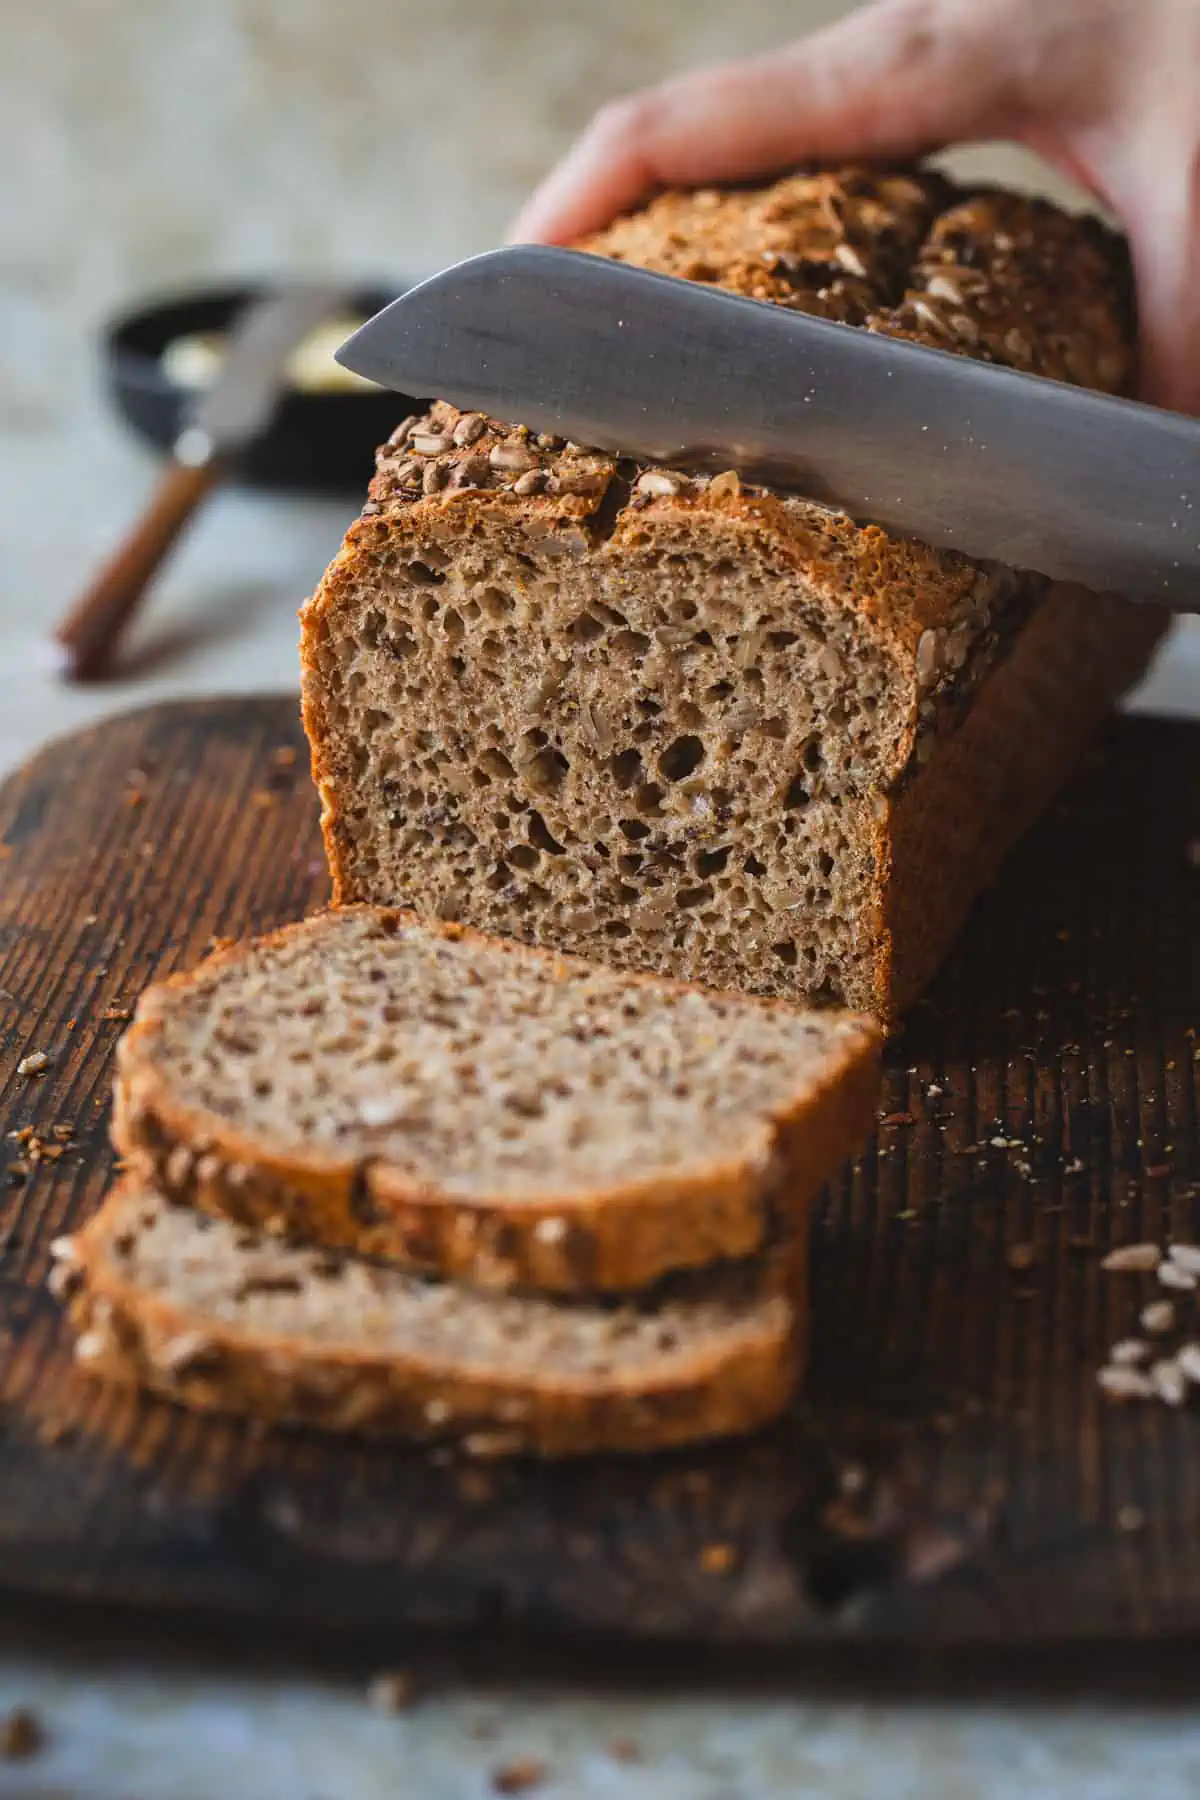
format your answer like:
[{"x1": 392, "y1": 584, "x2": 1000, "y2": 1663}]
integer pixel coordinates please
[
  {"x1": 55, "y1": 1180, "x2": 806, "y2": 1456},
  {"x1": 301, "y1": 168, "x2": 1166, "y2": 1020},
  {"x1": 112, "y1": 907, "x2": 880, "y2": 1294}
]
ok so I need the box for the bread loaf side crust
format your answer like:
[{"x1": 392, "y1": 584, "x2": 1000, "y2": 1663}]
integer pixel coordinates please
[
  {"x1": 111, "y1": 910, "x2": 882, "y2": 1292},
  {"x1": 62, "y1": 1182, "x2": 805, "y2": 1457},
  {"x1": 876, "y1": 583, "x2": 1168, "y2": 1015}
]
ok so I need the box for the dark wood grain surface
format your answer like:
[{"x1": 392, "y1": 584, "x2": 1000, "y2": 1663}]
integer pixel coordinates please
[{"x1": 0, "y1": 695, "x2": 1197, "y2": 1646}]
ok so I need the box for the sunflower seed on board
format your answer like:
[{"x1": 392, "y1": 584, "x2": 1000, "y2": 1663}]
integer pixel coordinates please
[
  {"x1": 1151, "y1": 1359, "x2": 1188, "y2": 1406},
  {"x1": 1102, "y1": 1243, "x2": 1161, "y2": 1272},
  {"x1": 1177, "y1": 1344, "x2": 1200, "y2": 1384},
  {"x1": 1110, "y1": 1338, "x2": 1149, "y2": 1366},
  {"x1": 1159, "y1": 1260, "x2": 1197, "y2": 1292},
  {"x1": 1097, "y1": 1365, "x2": 1155, "y2": 1399},
  {"x1": 1168, "y1": 1243, "x2": 1200, "y2": 1276},
  {"x1": 1141, "y1": 1300, "x2": 1176, "y2": 1334}
]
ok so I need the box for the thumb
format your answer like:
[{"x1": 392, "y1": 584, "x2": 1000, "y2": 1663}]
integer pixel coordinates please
[{"x1": 511, "y1": 0, "x2": 1021, "y2": 244}]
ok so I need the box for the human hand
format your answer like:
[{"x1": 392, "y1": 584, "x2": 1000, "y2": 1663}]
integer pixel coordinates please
[{"x1": 510, "y1": 0, "x2": 1200, "y2": 412}]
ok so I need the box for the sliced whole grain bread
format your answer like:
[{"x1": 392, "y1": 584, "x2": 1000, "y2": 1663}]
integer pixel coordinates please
[
  {"x1": 55, "y1": 1180, "x2": 806, "y2": 1456},
  {"x1": 113, "y1": 907, "x2": 881, "y2": 1294},
  {"x1": 300, "y1": 168, "x2": 1165, "y2": 1021}
]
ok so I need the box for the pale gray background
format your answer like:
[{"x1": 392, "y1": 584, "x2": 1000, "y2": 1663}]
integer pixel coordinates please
[{"x1": 1, "y1": 2, "x2": 1197, "y2": 1793}]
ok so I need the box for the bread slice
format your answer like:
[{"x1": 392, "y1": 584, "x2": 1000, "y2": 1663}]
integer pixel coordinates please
[
  {"x1": 300, "y1": 168, "x2": 1166, "y2": 1021},
  {"x1": 55, "y1": 1179, "x2": 806, "y2": 1456},
  {"x1": 113, "y1": 908, "x2": 880, "y2": 1295}
]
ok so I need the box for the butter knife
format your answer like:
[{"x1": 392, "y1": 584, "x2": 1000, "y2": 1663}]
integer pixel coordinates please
[{"x1": 55, "y1": 282, "x2": 341, "y2": 681}]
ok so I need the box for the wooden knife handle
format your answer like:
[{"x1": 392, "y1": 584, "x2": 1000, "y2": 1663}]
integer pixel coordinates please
[{"x1": 53, "y1": 456, "x2": 223, "y2": 682}]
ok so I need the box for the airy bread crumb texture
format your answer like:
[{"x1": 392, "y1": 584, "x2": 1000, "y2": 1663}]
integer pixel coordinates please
[{"x1": 113, "y1": 909, "x2": 881, "y2": 1293}]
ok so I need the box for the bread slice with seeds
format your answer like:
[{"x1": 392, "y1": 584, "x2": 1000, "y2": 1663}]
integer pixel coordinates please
[
  {"x1": 56, "y1": 1179, "x2": 807, "y2": 1457},
  {"x1": 113, "y1": 907, "x2": 881, "y2": 1295},
  {"x1": 301, "y1": 167, "x2": 1165, "y2": 1021}
]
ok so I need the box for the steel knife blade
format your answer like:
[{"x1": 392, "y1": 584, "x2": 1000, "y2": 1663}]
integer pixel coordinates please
[{"x1": 337, "y1": 246, "x2": 1200, "y2": 609}]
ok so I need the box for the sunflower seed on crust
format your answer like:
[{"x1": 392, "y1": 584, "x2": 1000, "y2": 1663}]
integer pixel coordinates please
[
  {"x1": 1097, "y1": 1365, "x2": 1155, "y2": 1399},
  {"x1": 1151, "y1": 1359, "x2": 1187, "y2": 1405},
  {"x1": 489, "y1": 442, "x2": 538, "y2": 475},
  {"x1": 636, "y1": 471, "x2": 682, "y2": 498}
]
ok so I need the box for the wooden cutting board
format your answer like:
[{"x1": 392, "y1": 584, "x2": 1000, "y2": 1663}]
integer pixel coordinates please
[{"x1": 0, "y1": 694, "x2": 1197, "y2": 1646}]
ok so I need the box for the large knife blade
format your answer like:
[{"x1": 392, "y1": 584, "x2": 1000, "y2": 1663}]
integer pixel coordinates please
[{"x1": 337, "y1": 246, "x2": 1200, "y2": 609}]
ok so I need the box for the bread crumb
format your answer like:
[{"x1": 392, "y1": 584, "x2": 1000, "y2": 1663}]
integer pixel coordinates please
[
  {"x1": 0, "y1": 1707, "x2": 42, "y2": 1760},
  {"x1": 699, "y1": 1541, "x2": 738, "y2": 1575},
  {"x1": 492, "y1": 1757, "x2": 546, "y2": 1794},
  {"x1": 367, "y1": 1668, "x2": 417, "y2": 1713},
  {"x1": 17, "y1": 1051, "x2": 51, "y2": 1077},
  {"x1": 1006, "y1": 1242, "x2": 1036, "y2": 1271}
]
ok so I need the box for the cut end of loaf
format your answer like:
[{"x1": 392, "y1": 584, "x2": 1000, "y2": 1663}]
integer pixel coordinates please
[{"x1": 304, "y1": 480, "x2": 1044, "y2": 1014}]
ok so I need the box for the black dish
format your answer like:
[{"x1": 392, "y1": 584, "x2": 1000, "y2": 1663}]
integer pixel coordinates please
[{"x1": 104, "y1": 282, "x2": 422, "y2": 496}]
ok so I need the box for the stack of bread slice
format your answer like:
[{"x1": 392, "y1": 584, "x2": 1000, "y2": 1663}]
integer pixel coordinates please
[{"x1": 54, "y1": 908, "x2": 880, "y2": 1456}]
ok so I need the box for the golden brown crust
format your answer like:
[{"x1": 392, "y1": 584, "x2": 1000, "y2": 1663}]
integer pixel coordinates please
[
  {"x1": 582, "y1": 171, "x2": 1131, "y2": 393},
  {"x1": 876, "y1": 189, "x2": 1133, "y2": 390},
  {"x1": 578, "y1": 166, "x2": 952, "y2": 325},
  {"x1": 62, "y1": 1181, "x2": 804, "y2": 1457},
  {"x1": 112, "y1": 909, "x2": 882, "y2": 1294}
]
